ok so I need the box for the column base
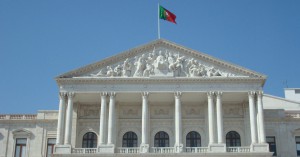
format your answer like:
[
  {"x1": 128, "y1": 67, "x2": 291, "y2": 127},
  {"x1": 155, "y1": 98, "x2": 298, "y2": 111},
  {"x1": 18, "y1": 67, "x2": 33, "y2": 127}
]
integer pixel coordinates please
[
  {"x1": 54, "y1": 144, "x2": 72, "y2": 154},
  {"x1": 98, "y1": 144, "x2": 115, "y2": 153},
  {"x1": 208, "y1": 143, "x2": 226, "y2": 152},
  {"x1": 174, "y1": 143, "x2": 183, "y2": 153},
  {"x1": 140, "y1": 144, "x2": 149, "y2": 153},
  {"x1": 250, "y1": 143, "x2": 269, "y2": 152}
]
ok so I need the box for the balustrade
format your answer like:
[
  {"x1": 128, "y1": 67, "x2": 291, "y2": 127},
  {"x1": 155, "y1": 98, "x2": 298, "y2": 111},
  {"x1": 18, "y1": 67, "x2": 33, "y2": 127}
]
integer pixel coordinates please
[
  {"x1": 152, "y1": 147, "x2": 174, "y2": 153},
  {"x1": 72, "y1": 148, "x2": 97, "y2": 154},
  {"x1": 0, "y1": 114, "x2": 37, "y2": 120},
  {"x1": 117, "y1": 147, "x2": 139, "y2": 153},
  {"x1": 226, "y1": 147, "x2": 250, "y2": 152},
  {"x1": 185, "y1": 147, "x2": 208, "y2": 153},
  {"x1": 70, "y1": 146, "x2": 251, "y2": 154}
]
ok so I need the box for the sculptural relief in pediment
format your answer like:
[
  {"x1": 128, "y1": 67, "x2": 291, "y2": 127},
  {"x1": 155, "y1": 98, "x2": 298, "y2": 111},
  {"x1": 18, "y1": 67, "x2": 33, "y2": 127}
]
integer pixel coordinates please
[{"x1": 86, "y1": 47, "x2": 246, "y2": 78}]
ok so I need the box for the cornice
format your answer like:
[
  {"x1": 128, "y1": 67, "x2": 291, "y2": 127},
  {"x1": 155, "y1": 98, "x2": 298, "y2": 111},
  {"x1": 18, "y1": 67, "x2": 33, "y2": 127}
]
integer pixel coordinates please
[{"x1": 56, "y1": 77, "x2": 265, "y2": 85}]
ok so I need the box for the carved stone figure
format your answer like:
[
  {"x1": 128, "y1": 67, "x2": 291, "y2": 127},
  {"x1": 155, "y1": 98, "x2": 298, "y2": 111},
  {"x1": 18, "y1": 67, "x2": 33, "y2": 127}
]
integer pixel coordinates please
[
  {"x1": 169, "y1": 54, "x2": 184, "y2": 76},
  {"x1": 143, "y1": 63, "x2": 154, "y2": 77},
  {"x1": 207, "y1": 67, "x2": 222, "y2": 77},
  {"x1": 114, "y1": 65, "x2": 122, "y2": 76},
  {"x1": 133, "y1": 55, "x2": 146, "y2": 77},
  {"x1": 122, "y1": 58, "x2": 132, "y2": 77},
  {"x1": 106, "y1": 66, "x2": 114, "y2": 77},
  {"x1": 89, "y1": 47, "x2": 238, "y2": 78},
  {"x1": 153, "y1": 50, "x2": 169, "y2": 74}
]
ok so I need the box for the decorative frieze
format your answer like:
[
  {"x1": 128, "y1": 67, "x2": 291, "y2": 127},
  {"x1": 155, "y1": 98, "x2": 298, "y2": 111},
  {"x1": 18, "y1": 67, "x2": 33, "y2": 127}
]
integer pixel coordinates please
[
  {"x1": 223, "y1": 104, "x2": 244, "y2": 118},
  {"x1": 182, "y1": 105, "x2": 204, "y2": 118},
  {"x1": 151, "y1": 105, "x2": 173, "y2": 119},
  {"x1": 120, "y1": 107, "x2": 140, "y2": 118},
  {"x1": 78, "y1": 105, "x2": 100, "y2": 119}
]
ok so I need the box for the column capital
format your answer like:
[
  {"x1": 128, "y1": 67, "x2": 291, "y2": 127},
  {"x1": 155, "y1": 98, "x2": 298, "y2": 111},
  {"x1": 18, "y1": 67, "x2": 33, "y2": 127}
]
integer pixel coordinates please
[
  {"x1": 174, "y1": 91, "x2": 182, "y2": 98},
  {"x1": 109, "y1": 92, "x2": 116, "y2": 97},
  {"x1": 100, "y1": 92, "x2": 107, "y2": 97},
  {"x1": 59, "y1": 92, "x2": 67, "y2": 99},
  {"x1": 141, "y1": 92, "x2": 149, "y2": 97},
  {"x1": 67, "y1": 92, "x2": 75, "y2": 99},
  {"x1": 207, "y1": 91, "x2": 215, "y2": 98},
  {"x1": 215, "y1": 91, "x2": 223, "y2": 98},
  {"x1": 248, "y1": 91, "x2": 256, "y2": 98},
  {"x1": 257, "y1": 91, "x2": 263, "y2": 97}
]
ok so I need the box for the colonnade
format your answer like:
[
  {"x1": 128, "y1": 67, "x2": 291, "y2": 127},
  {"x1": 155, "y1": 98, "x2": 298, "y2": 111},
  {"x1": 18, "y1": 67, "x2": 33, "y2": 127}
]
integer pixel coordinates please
[
  {"x1": 56, "y1": 92, "x2": 75, "y2": 145},
  {"x1": 55, "y1": 91, "x2": 266, "y2": 152}
]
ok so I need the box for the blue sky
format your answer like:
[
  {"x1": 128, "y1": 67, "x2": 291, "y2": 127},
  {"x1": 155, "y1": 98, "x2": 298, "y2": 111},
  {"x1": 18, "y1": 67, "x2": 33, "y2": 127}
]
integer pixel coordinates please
[{"x1": 0, "y1": 0, "x2": 299, "y2": 114}]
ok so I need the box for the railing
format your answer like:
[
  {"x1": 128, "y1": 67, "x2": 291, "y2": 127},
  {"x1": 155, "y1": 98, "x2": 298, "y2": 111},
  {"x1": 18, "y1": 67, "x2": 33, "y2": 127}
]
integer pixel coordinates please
[
  {"x1": 226, "y1": 147, "x2": 250, "y2": 152},
  {"x1": 185, "y1": 147, "x2": 208, "y2": 153},
  {"x1": 152, "y1": 147, "x2": 174, "y2": 153},
  {"x1": 0, "y1": 114, "x2": 37, "y2": 120},
  {"x1": 286, "y1": 113, "x2": 300, "y2": 118},
  {"x1": 0, "y1": 115, "x2": 6, "y2": 119},
  {"x1": 70, "y1": 146, "x2": 252, "y2": 154},
  {"x1": 72, "y1": 148, "x2": 97, "y2": 154},
  {"x1": 117, "y1": 147, "x2": 140, "y2": 153}
]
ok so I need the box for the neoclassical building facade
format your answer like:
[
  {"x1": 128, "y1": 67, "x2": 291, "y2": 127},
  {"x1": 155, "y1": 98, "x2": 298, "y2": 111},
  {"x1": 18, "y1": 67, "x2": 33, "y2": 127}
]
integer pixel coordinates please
[{"x1": 1, "y1": 39, "x2": 300, "y2": 157}]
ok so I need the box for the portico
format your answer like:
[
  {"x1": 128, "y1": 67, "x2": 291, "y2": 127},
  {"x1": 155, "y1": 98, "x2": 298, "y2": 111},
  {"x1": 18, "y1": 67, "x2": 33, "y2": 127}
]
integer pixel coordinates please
[
  {"x1": 54, "y1": 91, "x2": 268, "y2": 155},
  {"x1": 53, "y1": 39, "x2": 271, "y2": 156}
]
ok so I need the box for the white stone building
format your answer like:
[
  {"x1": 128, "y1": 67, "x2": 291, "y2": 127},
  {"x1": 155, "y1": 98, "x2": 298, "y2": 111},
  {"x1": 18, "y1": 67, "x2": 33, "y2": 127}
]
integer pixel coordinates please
[{"x1": 1, "y1": 39, "x2": 300, "y2": 157}]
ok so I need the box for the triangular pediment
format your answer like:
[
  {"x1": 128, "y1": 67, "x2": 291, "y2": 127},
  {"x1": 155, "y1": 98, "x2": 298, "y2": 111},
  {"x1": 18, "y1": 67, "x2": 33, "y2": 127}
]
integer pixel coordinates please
[{"x1": 56, "y1": 39, "x2": 266, "y2": 80}]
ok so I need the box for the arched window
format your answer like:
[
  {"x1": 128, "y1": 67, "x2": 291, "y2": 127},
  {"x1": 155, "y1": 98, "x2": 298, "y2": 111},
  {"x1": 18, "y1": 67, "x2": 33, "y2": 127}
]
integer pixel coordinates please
[
  {"x1": 154, "y1": 131, "x2": 169, "y2": 147},
  {"x1": 82, "y1": 132, "x2": 97, "y2": 148},
  {"x1": 122, "y1": 132, "x2": 138, "y2": 147},
  {"x1": 186, "y1": 131, "x2": 201, "y2": 147},
  {"x1": 226, "y1": 131, "x2": 241, "y2": 147}
]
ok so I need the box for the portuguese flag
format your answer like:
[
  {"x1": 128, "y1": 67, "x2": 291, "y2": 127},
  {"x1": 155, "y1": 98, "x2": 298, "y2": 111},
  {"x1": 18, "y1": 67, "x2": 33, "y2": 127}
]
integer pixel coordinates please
[{"x1": 159, "y1": 6, "x2": 177, "y2": 24}]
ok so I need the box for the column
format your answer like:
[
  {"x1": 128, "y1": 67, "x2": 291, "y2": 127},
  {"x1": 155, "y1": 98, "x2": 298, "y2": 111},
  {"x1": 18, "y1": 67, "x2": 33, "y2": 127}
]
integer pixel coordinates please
[
  {"x1": 174, "y1": 92, "x2": 183, "y2": 153},
  {"x1": 64, "y1": 92, "x2": 75, "y2": 145},
  {"x1": 140, "y1": 92, "x2": 149, "y2": 153},
  {"x1": 216, "y1": 92, "x2": 224, "y2": 144},
  {"x1": 248, "y1": 91, "x2": 258, "y2": 144},
  {"x1": 257, "y1": 91, "x2": 266, "y2": 143},
  {"x1": 107, "y1": 92, "x2": 116, "y2": 145},
  {"x1": 207, "y1": 92, "x2": 215, "y2": 144},
  {"x1": 56, "y1": 92, "x2": 66, "y2": 145},
  {"x1": 99, "y1": 92, "x2": 107, "y2": 145}
]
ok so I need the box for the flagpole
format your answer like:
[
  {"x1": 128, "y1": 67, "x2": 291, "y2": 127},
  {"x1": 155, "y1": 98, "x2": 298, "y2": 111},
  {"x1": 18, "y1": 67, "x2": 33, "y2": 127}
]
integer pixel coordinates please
[{"x1": 158, "y1": 3, "x2": 161, "y2": 39}]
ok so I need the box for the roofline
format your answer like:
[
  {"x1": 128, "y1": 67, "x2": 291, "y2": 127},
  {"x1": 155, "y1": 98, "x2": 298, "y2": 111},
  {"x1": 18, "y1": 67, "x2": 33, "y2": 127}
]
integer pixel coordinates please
[
  {"x1": 264, "y1": 94, "x2": 300, "y2": 104},
  {"x1": 55, "y1": 39, "x2": 267, "y2": 84}
]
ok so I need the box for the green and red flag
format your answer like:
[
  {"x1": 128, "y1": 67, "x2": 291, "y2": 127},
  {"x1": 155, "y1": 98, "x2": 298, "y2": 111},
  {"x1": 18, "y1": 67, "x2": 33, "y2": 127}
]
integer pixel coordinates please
[{"x1": 159, "y1": 6, "x2": 177, "y2": 24}]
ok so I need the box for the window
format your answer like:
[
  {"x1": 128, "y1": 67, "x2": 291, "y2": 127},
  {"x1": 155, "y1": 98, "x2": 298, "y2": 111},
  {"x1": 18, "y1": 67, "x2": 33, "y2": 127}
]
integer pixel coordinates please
[
  {"x1": 226, "y1": 131, "x2": 241, "y2": 147},
  {"x1": 15, "y1": 138, "x2": 27, "y2": 157},
  {"x1": 154, "y1": 131, "x2": 169, "y2": 147},
  {"x1": 266, "y1": 136, "x2": 277, "y2": 156},
  {"x1": 82, "y1": 132, "x2": 97, "y2": 148},
  {"x1": 186, "y1": 131, "x2": 201, "y2": 147},
  {"x1": 46, "y1": 138, "x2": 56, "y2": 157},
  {"x1": 296, "y1": 136, "x2": 300, "y2": 156},
  {"x1": 122, "y1": 132, "x2": 138, "y2": 147}
]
